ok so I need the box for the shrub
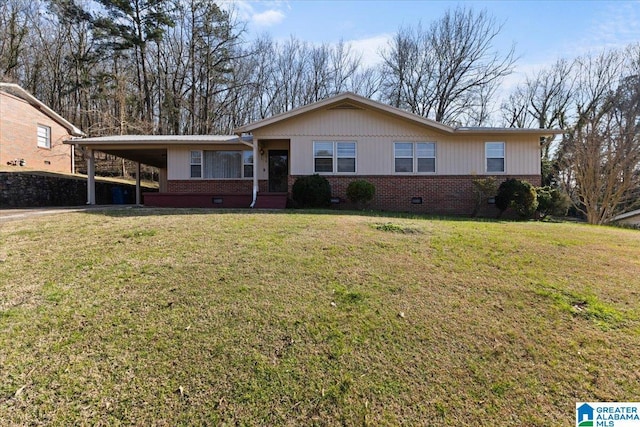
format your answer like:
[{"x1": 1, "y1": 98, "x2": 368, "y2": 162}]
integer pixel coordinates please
[
  {"x1": 536, "y1": 186, "x2": 571, "y2": 219},
  {"x1": 471, "y1": 176, "x2": 498, "y2": 217},
  {"x1": 346, "y1": 180, "x2": 375, "y2": 208},
  {"x1": 495, "y1": 178, "x2": 538, "y2": 219},
  {"x1": 291, "y1": 174, "x2": 331, "y2": 208}
]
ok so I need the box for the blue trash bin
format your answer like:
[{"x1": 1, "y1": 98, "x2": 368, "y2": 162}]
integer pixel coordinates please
[{"x1": 111, "y1": 187, "x2": 124, "y2": 204}]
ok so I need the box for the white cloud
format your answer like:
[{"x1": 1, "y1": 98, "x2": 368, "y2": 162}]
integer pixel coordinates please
[
  {"x1": 345, "y1": 34, "x2": 393, "y2": 68},
  {"x1": 218, "y1": 0, "x2": 253, "y2": 21},
  {"x1": 218, "y1": 1, "x2": 287, "y2": 28},
  {"x1": 565, "y1": 1, "x2": 640, "y2": 56},
  {"x1": 252, "y1": 9, "x2": 286, "y2": 27}
]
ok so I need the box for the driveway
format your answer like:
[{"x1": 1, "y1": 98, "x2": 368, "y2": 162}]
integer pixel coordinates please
[{"x1": 0, "y1": 205, "x2": 136, "y2": 222}]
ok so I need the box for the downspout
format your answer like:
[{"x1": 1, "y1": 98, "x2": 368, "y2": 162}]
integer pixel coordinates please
[
  {"x1": 87, "y1": 148, "x2": 96, "y2": 205},
  {"x1": 238, "y1": 133, "x2": 258, "y2": 208},
  {"x1": 250, "y1": 137, "x2": 258, "y2": 208}
]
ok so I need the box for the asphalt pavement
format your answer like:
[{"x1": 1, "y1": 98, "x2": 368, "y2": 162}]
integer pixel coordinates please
[{"x1": 0, "y1": 205, "x2": 136, "y2": 222}]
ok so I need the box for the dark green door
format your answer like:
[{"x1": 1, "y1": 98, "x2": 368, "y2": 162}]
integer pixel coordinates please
[{"x1": 268, "y1": 150, "x2": 289, "y2": 192}]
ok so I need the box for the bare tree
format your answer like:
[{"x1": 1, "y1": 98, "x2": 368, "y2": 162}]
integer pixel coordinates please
[
  {"x1": 236, "y1": 35, "x2": 371, "y2": 121},
  {"x1": 502, "y1": 58, "x2": 574, "y2": 130},
  {"x1": 380, "y1": 24, "x2": 435, "y2": 115},
  {"x1": 380, "y1": 7, "x2": 515, "y2": 125},
  {"x1": 501, "y1": 57, "x2": 575, "y2": 172},
  {"x1": 0, "y1": 0, "x2": 30, "y2": 80},
  {"x1": 557, "y1": 49, "x2": 640, "y2": 224},
  {"x1": 347, "y1": 66, "x2": 381, "y2": 98},
  {"x1": 330, "y1": 40, "x2": 362, "y2": 94}
]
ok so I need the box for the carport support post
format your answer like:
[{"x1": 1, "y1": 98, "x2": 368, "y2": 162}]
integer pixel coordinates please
[
  {"x1": 135, "y1": 162, "x2": 141, "y2": 205},
  {"x1": 87, "y1": 149, "x2": 96, "y2": 205}
]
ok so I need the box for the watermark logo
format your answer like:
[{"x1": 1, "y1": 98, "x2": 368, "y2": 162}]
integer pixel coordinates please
[
  {"x1": 576, "y1": 402, "x2": 640, "y2": 427},
  {"x1": 577, "y1": 403, "x2": 594, "y2": 426}
]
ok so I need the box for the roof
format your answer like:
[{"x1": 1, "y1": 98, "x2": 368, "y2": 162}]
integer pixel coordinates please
[
  {"x1": 611, "y1": 208, "x2": 640, "y2": 222},
  {"x1": 234, "y1": 92, "x2": 564, "y2": 137},
  {"x1": 64, "y1": 135, "x2": 254, "y2": 168},
  {"x1": 0, "y1": 83, "x2": 85, "y2": 137},
  {"x1": 71, "y1": 135, "x2": 252, "y2": 144}
]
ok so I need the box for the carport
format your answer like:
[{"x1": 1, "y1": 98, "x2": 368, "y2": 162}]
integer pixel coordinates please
[{"x1": 65, "y1": 135, "x2": 256, "y2": 205}]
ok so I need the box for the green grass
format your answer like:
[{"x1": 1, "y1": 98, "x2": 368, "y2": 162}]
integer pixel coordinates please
[{"x1": 1, "y1": 209, "x2": 639, "y2": 425}]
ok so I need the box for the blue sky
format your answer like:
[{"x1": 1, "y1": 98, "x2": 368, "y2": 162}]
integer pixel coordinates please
[{"x1": 223, "y1": 0, "x2": 640, "y2": 89}]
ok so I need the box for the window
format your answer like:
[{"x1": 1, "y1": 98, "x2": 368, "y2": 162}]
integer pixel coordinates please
[
  {"x1": 243, "y1": 151, "x2": 254, "y2": 178},
  {"x1": 394, "y1": 142, "x2": 436, "y2": 173},
  {"x1": 314, "y1": 142, "x2": 333, "y2": 173},
  {"x1": 486, "y1": 142, "x2": 505, "y2": 173},
  {"x1": 190, "y1": 150, "x2": 253, "y2": 179},
  {"x1": 417, "y1": 143, "x2": 436, "y2": 172},
  {"x1": 337, "y1": 142, "x2": 356, "y2": 172},
  {"x1": 313, "y1": 141, "x2": 356, "y2": 173},
  {"x1": 205, "y1": 151, "x2": 241, "y2": 178},
  {"x1": 394, "y1": 143, "x2": 413, "y2": 172},
  {"x1": 190, "y1": 151, "x2": 202, "y2": 178},
  {"x1": 37, "y1": 125, "x2": 51, "y2": 149}
]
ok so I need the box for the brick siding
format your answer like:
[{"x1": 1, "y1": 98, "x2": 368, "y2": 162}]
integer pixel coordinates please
[
  {"x1": 0, "y1": 91, "x2": 74, "y2": 173},
  {"x1": 290, "y1": 174, "x2": 541, "y2": 215},
  {"x1": 168, "y1": 179, "x2": 269, "y2": 193},
  {"x1": 166, "y1": 175, "x2": 541, "y2": 215}
]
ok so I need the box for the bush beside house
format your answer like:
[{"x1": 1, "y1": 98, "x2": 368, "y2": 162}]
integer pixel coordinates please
[
  {"x1": 536, "y1": 186, "x2": 571, "y2": 219},
  {"x1": 496, "y1": 178, "x2": 539, "y2": 219},
  {"x1": 291, "y1": 175, "x2": 332, "y2": 208},
  {"x1": 346, "y1": 180, "x2": 376, "y2": 209}
]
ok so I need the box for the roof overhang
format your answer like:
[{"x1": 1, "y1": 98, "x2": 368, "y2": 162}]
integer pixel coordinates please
[
  {"x1": 611, "y1": 208, "x2": 640, "y2": 222},
  {"x1": 0, "y1": 83, "x2": 85, "y2": 137},
  {"x1": 65, "y1": 135, "x2": 254, "y2": 168},
  {"x1": 454, "y1": 127, "x2": 565, "y2": 138},
  {"x1": 234, "y1": 92, "x2": 456, "y2": 135},
  {"x1": 69, "y1": 134, "x2": 253, "y2": 144},
  {"x1": 234, "y1": 92, "x2": 564, "y2": 138}
]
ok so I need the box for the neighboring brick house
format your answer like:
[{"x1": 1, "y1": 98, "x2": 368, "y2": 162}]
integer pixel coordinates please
[
  {"x1": 71, "y1": 93, "x2": 561, "y2": 214},
  {"x1": 0, "y1": 83, "x2": 84, "y2": 173}
]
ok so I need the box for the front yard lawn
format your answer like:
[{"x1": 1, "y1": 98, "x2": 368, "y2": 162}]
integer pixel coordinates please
[{"x1": 1, "y1": 209, "x2": 639, "y2": 425}]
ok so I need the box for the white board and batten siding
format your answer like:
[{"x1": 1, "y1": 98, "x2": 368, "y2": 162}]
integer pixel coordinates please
[{"x1": 252, "y1": 108, "x2": 541, "y2": 176}]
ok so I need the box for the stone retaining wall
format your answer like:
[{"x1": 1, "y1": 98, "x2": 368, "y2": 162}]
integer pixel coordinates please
[{"x1": 0, "y1": 172, "x2": 153, "y2": 208}]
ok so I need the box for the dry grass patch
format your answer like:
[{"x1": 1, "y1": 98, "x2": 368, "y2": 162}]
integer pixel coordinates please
[{"x1": 1, "y1": 209, "x2": 639, "y2": 425}]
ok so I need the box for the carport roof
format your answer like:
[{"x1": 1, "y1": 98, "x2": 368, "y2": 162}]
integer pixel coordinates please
[
  {"x1": 65, "y1": 135, "x2": 254, "y2": 168},
  {"x1": 68, "y1": 135, "x2": 252, "y2": 144}
]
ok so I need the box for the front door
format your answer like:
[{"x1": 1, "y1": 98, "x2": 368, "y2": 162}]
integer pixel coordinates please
[{"x1": 268, "y1": 150, "x2": 289, "y2": 192}]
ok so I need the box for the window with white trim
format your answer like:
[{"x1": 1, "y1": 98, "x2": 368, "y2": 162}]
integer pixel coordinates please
[
  {"x1": 485, "y1": 142, "x2": 505, "y2": 173},
  {"x1": 243, "y1": 151, "x2": 254, "y2": 178},
  {"x1": 190, "y1": 150, "x2": 253, "y2": 179},
  {"x1": 394, "y1": 142, "x2": 436, "y2": 173},
  {"x1": 37, "y1": 125, "x2": 51, "y2": 149},
  {"x1": 190, "y1": 151, "x2": 202, "y2": 178},
  {"x1": 313, "y1": 141, "x2": 356, "y2": 173}
]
